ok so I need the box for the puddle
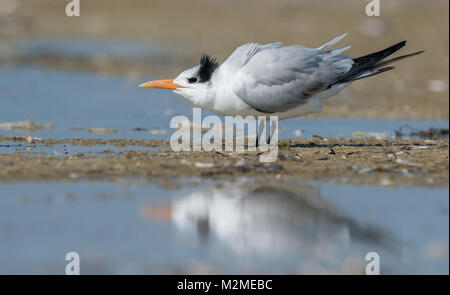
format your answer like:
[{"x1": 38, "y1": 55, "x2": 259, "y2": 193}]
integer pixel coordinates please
[
  {"x1": 12, "y1": 39, "x2": 163, "y2": 60},
  {"x1": 0, "y1": 179, "x2": 447, "y2": 274}
]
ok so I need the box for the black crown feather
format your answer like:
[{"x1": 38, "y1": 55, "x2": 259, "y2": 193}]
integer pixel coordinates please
[{"x1": 198, "y1": 54, "x2": 218, "y2": 82}]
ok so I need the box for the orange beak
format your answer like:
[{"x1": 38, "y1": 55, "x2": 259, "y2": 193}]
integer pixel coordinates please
[
  {"x1": 138, "y1": 79, "x2": 182, "y2": 90},
  {"x1": 140, "y1": 204, "x2": 173, "y2": 221}
]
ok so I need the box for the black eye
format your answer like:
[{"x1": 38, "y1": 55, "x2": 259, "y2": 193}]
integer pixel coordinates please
[{"x1": 188, "y1": 77, "x2": 197, "y2": 83}]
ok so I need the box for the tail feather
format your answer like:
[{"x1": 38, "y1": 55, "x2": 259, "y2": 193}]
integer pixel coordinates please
[
  {"x1": 326, "y1": 45, "x2": 352, "y2": 56},
  {"x1": 328, "y1": 41, "x2": 423, "y2": 87}
]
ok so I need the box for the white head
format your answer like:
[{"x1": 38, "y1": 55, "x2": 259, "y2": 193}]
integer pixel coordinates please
[{"x1": 139, "y1": 54, "x2": 219, "y2": 104}]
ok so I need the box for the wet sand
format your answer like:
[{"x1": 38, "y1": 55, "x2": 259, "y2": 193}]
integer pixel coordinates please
[{"x1": 1, "y1": 136, "x2": 447, "y2": 187}]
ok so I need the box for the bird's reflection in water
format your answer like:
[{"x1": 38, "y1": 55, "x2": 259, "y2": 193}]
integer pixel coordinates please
[{"x1": 141, "y1": 181, "x2": 394, "y2": 273}]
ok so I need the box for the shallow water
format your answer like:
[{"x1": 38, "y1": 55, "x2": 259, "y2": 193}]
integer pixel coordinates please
[
  {"x1": 0, "y1": 179, "x2": 447, "y2": 274},
  {"x1": 13, "y1": 39, "x2": 163, "y2": 60},
  {"x1": 0, "y1": 141, "x2": 162, "y2": 157}
]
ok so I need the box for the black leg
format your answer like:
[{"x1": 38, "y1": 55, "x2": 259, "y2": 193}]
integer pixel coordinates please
[{"x1": 256, "y1": 117, "x2": 271, "y2": 147}]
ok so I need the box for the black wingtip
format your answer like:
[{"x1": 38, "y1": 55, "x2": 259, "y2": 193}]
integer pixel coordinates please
[
  {"x1": 378, "y1": 66, "x2": 395, "y2": 72},
  {"x1": 389, "y1": 40, "x2": 407, "y2": 51},
  {"x1": 329, "y1": 40, "x2": 422, "y2": 87},
  {"x1": 353, "y1": 40, "x2": 409, "y2": 64},
  {"x1": 386, "y1": 41, "x2": 407, "y2": 52},
  {"x1": 407, "y1": 50, "x2": 425, "y2": 57}
]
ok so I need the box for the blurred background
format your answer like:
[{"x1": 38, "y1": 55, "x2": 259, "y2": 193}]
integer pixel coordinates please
[
  {"x1": 0, "y1": 0, "x2": 448, "y2": 274},
  {"x1": 0, "y1": 0, "x2": 448, "y2": 119}
]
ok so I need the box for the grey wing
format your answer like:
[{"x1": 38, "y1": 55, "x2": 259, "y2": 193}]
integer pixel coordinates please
[{"x1": 232, "y1": 44, "x2": 353, "y2": 113}]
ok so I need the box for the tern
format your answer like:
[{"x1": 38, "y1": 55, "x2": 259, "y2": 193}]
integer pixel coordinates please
[{"x1": 139, "y1": 33, "x2": 423, "y2": 142}]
